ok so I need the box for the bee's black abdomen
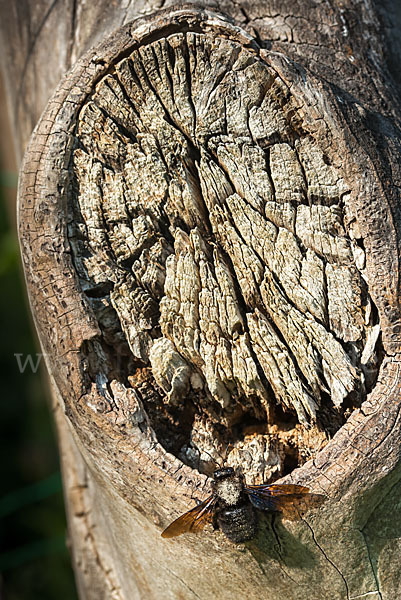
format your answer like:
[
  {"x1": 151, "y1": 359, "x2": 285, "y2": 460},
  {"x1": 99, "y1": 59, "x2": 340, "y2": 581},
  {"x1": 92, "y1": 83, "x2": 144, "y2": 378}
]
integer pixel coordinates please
[{"x1": 217, "y1": 502, "x2": 257, "y2": 543}]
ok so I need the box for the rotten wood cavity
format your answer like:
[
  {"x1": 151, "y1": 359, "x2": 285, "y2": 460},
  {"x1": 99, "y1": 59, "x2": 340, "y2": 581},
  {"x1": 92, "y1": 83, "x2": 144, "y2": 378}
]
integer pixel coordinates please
[{"x1": 67, "y1": 24, "x2": 381, "y2": 483}]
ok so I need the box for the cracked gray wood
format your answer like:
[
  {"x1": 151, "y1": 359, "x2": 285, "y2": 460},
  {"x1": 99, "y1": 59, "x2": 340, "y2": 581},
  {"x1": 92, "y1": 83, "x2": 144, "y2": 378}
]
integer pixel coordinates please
[{"x1": 3, "y1": 2, "x2": 401, "y2": 599}]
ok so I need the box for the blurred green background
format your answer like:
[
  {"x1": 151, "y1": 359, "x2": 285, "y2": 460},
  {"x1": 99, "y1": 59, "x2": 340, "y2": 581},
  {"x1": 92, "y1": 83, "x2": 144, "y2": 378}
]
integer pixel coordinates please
[{"x1": 0, "y1": 166, "x2": 78, "y2": 597}]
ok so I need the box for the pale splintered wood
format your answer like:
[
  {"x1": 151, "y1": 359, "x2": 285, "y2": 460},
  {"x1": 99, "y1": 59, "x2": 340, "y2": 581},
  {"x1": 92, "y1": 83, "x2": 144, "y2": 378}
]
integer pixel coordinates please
[{"x1": 71, "y1": 31, "x2": 378, "y2": 473}]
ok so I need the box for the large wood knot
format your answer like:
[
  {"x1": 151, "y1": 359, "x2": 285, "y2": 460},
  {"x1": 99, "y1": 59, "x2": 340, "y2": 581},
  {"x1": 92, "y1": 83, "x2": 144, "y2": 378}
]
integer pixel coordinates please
[{"x1": 20, "y1": 6, "x2": 384, "y2": 486}]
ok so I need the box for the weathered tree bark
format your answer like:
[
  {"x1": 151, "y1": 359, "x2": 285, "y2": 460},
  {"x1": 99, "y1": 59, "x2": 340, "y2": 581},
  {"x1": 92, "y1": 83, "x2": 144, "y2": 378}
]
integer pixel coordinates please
[{"x1": 2, "y1": 1, "x2": 401, "y2": 598}]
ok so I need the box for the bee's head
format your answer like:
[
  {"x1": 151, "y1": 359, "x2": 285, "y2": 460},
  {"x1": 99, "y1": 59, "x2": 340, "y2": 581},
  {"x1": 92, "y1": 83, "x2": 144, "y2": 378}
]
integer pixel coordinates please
[{"x1": 213, "y1": 467, "x2": 235, "y2": 481}]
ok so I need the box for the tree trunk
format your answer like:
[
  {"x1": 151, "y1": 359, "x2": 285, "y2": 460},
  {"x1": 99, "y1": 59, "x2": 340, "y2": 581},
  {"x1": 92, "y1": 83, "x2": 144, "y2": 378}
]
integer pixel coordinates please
[{"x1": 2, "y1": 1, "x2": 401, "y2": 598}]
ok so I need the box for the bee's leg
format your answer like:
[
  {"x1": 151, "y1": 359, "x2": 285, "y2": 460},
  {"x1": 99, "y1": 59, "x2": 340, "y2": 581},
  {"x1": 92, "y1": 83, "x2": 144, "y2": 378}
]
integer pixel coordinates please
[
  {"x1": 270, "y1": 513, "x2": 283, "y2": 556},
  {"x1": 189, "y1": 480, "x2": 203, "y2": 505},
  {"x1": 184, "y1": 446, "x2": 203, "y2": 504},
  {"x1": 192, "y1": 444, "x2": 202, "y2": 474}
]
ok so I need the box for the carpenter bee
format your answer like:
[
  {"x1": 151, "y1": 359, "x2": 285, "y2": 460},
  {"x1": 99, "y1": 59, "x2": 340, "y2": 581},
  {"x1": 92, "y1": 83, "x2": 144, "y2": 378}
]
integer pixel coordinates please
[{"x1": 161, "y1": 466, "x2": 320, "y2": 543}]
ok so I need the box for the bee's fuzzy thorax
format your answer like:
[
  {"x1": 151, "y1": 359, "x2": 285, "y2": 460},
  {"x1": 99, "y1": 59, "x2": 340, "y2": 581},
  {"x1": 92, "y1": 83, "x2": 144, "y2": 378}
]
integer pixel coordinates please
[{"x1": 214, "y1": 475, "x2": 243, "y2": 505}]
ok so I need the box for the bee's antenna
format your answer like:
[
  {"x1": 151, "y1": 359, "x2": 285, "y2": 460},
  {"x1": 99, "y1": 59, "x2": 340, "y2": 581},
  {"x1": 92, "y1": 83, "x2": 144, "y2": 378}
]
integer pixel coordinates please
[
  {"x1": 181, "y1": 445, "x2": 203, "y2": 502},
  {"x1": 194, "y1": 445, "x2": 202, "y2": 474},
  {"x1": 201, "y1": 448, "x2": 221, "y2": 469},
  {"x1": 189, "y1": 444, "x2": 220, "y2": 472},
  {"x1": 223, "y1": 443, "x2": 234, "y2": 466}
]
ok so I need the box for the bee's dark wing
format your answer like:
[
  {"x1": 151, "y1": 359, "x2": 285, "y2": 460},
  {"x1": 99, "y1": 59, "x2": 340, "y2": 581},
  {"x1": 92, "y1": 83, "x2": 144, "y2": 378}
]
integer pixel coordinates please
[
  {"x1": 161, "y1": 495, "x2": 217, "y2": 538},
  {"x1": 245, "y1": 484, "x2": 323, "y2": 520}
]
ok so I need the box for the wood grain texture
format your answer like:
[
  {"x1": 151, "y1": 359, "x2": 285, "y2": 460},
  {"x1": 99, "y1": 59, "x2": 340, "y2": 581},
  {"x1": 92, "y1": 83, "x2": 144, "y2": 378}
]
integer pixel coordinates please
[{"x1": 4, "y1": 1, "x2": 401, "y2": 598}]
